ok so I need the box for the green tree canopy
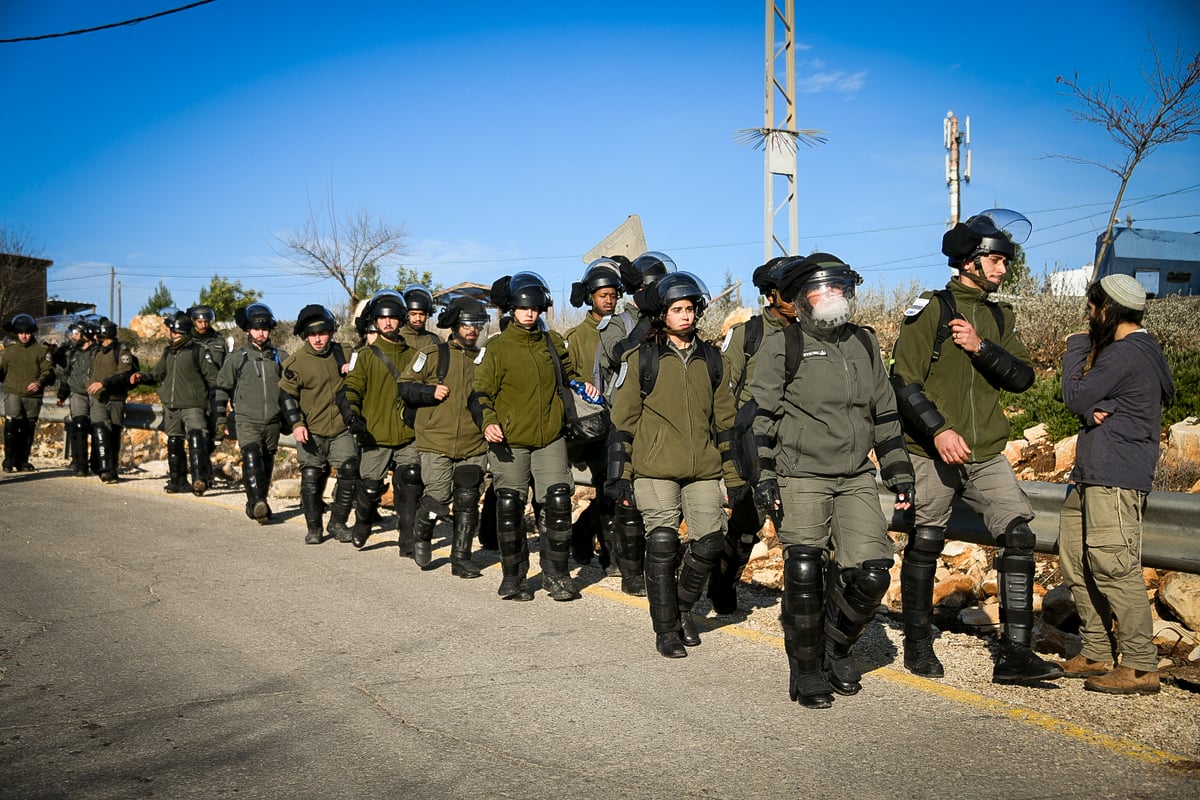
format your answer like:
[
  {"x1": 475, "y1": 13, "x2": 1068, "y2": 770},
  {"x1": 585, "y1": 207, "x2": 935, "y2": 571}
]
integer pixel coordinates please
[
  {"x1": 138, "y1": 280, "x2": 174, "y2": 316},
  {"x1": 198, "y1": 275, "x2": 263, "y2": 322}
]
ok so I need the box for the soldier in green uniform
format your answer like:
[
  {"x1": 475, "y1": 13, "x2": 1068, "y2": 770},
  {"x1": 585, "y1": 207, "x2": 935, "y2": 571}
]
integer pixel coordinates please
[
  {"x1": 891, "y1": 209, "x2": 1062, "y2": 686},
  {"x1": 608, "y1": 272, "x2": 742, "y2": 659},
  {"x1": 472, "y1": 272, "x2": 598, "y2": 602},
  {"x1": 398, "y1": 284, "x2": 441, "y2": 350},
  {"x1": 130, "y1": 310, "x2": 220, "y2": 495},
  {"x1": 1, "y1": 313, "x2": 55, "y2": 473},
  {"x1": 566, "y1": 257, "x2": 645, "y2": 593},
  {"x1": 215, "y1": 303, "x2": 288, "y2": 525},
  {"x1": 87, "y1": 317, "x2": 138, "y2": 484},
  {"x1": 398, "y1": 297, "x2": 491, "y2": 577},
  {"x1": 279, "y1": 305, "x2": 358, "y2": 545},
  {"x1": 750, "y1": 254, "x2": 914, "y2": 708},
  {"x1": 54, "y1": 318, "x2": 97, "y2": 476},
  {"x1": 344, "y1": 290, "x2": 421, "y2": 554},
  {"x1": 708, "y1": 257, "x2": 795, "y2": 614},
  {"x1": 187, "y1": 305, "x2": 228, "y2": 456}
]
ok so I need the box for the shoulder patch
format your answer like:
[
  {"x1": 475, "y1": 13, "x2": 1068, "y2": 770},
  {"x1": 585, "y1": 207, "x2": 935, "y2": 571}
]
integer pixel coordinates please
[
  {"x1": 284, "y1": 368, "x2": 296, "y2": 380},
  {"x1": 474, "y1": 346, "x2": 486, "y2": 365},
  {"x1": 347, "y1": 352, "x2": 358, "y2": 372},
  {"x1": 597, "y1": 314, "x2": 613, "y2": 332},
  {"x1": 903, "y1": 296, "x2": 931, "y2": 317},
  {"x1": 615, "y1": 361, "x2": 628, "y2": 389},
  {"x1": 720, "y1": 328, "x2": 735, "y2": 353},
  {"x1": 411, "y1": 351, "x2": 428, "y2": 373}
]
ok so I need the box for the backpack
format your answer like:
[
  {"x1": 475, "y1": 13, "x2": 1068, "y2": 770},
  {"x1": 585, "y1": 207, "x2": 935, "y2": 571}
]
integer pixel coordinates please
[
  {"x1": 928, "y1": 288, "x2": 1005, "y2": 364},
  {"x1": 637, "y1": 339, "x2": 724, "y2": 399}
]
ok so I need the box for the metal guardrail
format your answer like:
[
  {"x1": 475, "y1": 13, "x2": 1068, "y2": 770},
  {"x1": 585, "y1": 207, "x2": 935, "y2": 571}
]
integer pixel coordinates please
[{"x1": 37, "y1": 402, "x2": 1200, "y2": 575}]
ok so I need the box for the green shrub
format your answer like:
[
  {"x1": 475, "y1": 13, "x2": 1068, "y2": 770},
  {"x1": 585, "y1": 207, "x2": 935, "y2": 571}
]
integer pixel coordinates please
[
  {"x1": 1164, "y1": 349, "x2": 1200, "y2": 429},
  {"x1": 1001, "y1": 370, "x2": 1081, "y2": 442}
]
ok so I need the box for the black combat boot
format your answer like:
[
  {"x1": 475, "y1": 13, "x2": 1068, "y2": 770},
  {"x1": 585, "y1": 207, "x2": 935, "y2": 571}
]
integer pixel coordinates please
[
  {"x1": 351, "y1": 479, "x2": 385, "y2": 549},
  {"x1": 538, "y1": 483, "x2": 580, "y2": 601},
  {"x1": 326, "y1": 467, "x2": 356, "y2": 543},
  {"x1": 613, "y1": 504, "x2": 647, "y2": 597},
  {"x1": 992, "y1": 522, "x2": 1064, "y2": 685},
  {"x1": 299, "y1": 466, "x2": 326, "y2": 544},
  {"x1": 165, "y1": 436, "x2": 189, "y2": 493},
  {"x1": 70, "y1": 417, "x2": 91, "y2": 476},
  {"x1": 186, "y1": 429, "x2": 211, "y2": 495},
  {"x1": 412, "y1": 507, "x2": 437, "y2": 569},
  {"x1": 824, "y1": 560, "x2": 892, "y2": 696},
  {"x1": 393, "y1": 463, "x2": 423, "y2": 557},
  {"x1": 241, "y1": 443, "x2": 271, "y2": 524},
  {"x1": 782, "y1": 546, "x2": 834, "y2": 708},
  {"x1": 449, "y1": 467, "x2": 484, "y2": 578},
  {"x1": 645, "y1": 527, "x2": 686, "y2": 658},
  {"x1": 2, "y1": 418, "x2": 16, "y2": 472},
  {"x1": 901, "y1": 526, "x2": 947, "y2": 678},
  {"x1": 495, "y1": 488, "x2": 533, "y2": 601},
  {"x1": 676, "y1": 532, "x2": 723, "y2": 647}
]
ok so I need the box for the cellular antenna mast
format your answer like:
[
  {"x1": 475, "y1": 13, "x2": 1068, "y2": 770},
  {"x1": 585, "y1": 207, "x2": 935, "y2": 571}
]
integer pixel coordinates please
[
  {"x1": 944, "y1": 110, "x2": 971, "y2": 226},
  {"x1": 735, "y1": 0, "x2": 826, "y2": 261}
]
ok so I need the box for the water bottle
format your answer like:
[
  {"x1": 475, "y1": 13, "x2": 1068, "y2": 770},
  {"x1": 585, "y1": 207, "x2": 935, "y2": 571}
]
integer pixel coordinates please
[{"x1": 569, "y1": 380, "x2": 604, "y2": 406}]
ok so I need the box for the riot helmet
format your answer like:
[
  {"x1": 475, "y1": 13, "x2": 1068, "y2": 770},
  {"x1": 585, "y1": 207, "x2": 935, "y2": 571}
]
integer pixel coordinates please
[
  {"x1": 942, "y1": 208, "x2": 1031, "y2": 292},
  {"x1": 293, "y1": 304, "x2": 338, "y2": 337},
  {"x1": 437, "y1": 296, "x2": 490, "y2": 344},
  {"x1": 164, "y1": 310, "x2": 193, "y2": 335},
  {"x1": 367, "y1": 289, "x2": 407, "y2": 319},
  {"x1": 9, "y1": 313, "x2": 38, "y2": 334},
  {"x1": 778, "y1": 253, "x2": 862, "y2": 331},
  {"x1": 96, "y1": 317, "x2": 119, "y2": 340},
  {"x1": 507, "y1": 271, "x2": 553, "y2": 311},
  {"x1": 630, "y1": 251, "x2": 677, "y2": 290},
  {"x1": 635, "y1": 271, "x2": 710, "y2": 318},
  {"x1": 236, "y1": 303, "x2": 276, "y2": 331},
  {"x1": 187, "y1": 305, "x2": 216, "y2": 323},
  {"x1": 570, "y1": 258, "x2": 624, "y2": 308},
  {"x1": 402, "y1": 284, "x2": 435, "y2": 313}
]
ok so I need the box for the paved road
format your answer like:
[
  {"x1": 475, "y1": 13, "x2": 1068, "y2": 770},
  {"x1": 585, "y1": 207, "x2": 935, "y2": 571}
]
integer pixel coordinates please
[{"x1": 1, "y1": 471, "x2": 1197, "y2": 799}]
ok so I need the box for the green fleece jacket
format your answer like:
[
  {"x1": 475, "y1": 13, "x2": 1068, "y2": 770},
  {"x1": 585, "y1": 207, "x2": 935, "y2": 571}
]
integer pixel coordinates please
[
  {"x1": 472, "y1": 322, "x2": 580, "y2": 449},
  {"x1": 343, "y1": 335, "x2": 416, "y2": 448},
  {"x1": 399, "y1": 339, "x2": 488, "y2": 459},
  {"x1": 611, "y1": 339, "x2": 739, "y2": 485},
  {"x1": 890, "y1": 279, "x2": 1031, "y2": 463}
]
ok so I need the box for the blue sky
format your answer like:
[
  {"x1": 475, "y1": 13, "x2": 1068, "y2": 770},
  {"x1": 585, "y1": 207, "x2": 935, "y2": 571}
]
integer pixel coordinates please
[{"x1": 2, "y1": 0, "x2": 1198, "y2": 326}]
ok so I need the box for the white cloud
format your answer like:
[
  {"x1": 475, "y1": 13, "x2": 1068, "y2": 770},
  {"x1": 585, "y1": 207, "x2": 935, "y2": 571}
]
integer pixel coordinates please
[{"x1": 797, "y1": 70, "x2": 868, "y2": 94}]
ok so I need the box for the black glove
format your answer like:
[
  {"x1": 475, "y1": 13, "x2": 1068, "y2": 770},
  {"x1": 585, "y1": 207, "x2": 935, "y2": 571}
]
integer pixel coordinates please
[
  {"x1": 894, "y1": 482, "x2": 916, "y2": 508},
  {"x1": 753, "y1": 479, "x2": 783, "y2": 527},
  {"x1": 346, "y1": 413, "x2": 368, "y2": 437},
  {"x1": 604, "y1": 478, "x2": 635, "y2": 507}
]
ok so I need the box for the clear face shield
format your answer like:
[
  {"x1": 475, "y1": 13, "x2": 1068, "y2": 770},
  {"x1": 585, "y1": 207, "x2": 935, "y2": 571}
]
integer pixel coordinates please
[
  {"x1": 456, "y1": 313, "x2": 491, "y2": 344},
  {"x1": 792, "y1": 271, "x2": 861, "y2": 330}
]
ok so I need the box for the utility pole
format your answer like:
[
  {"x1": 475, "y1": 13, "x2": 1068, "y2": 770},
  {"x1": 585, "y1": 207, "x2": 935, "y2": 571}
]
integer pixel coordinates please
[
  {"x1": 944, "y1": 111, "x2": 971, "y2": 226},
  {"x1": 763, "y1": 0, "x2": 798, "y2": 261},
  {"x1": 109, "y1": 266, "x2": 115, "y2": 319}
]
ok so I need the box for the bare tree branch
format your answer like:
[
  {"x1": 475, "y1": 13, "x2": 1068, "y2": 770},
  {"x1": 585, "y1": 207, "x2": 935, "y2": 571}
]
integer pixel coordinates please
[
  {"x1": 273, "y1": 186, "x2": 408, "y2": 306},
  {"x1": 1051, "y1": 38, "x2": 1200, "y2": 278}
]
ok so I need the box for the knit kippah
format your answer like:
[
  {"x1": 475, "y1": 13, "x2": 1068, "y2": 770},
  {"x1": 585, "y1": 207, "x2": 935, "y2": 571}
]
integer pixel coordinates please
[{"x1": 1099, "y1": 274, "x2": 1147, "y2": 311}]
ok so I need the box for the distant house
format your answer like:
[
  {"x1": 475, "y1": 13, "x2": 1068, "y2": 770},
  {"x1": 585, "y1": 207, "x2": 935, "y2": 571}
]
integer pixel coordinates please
[
  {"x1": 0, "y1": 252, "x2": 53, "y2": 320},
  {"x1": 1095, "y1": 227, "x2": 1200, "y2": 298}
]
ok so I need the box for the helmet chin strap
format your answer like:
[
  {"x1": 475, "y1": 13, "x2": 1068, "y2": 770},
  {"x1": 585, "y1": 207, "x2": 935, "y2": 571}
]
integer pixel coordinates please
[{"x1": 962, "y1": 256, "x2": 1000, "y2": 293}]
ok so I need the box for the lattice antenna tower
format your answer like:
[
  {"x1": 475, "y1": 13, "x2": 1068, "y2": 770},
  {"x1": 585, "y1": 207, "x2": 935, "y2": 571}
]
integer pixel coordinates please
[
  {"x1": 735, "y1": 0, "x2": 827, "y2": 261},
  {"x1": 944, "y1": 110, "x2": 971, "y2": 226}
]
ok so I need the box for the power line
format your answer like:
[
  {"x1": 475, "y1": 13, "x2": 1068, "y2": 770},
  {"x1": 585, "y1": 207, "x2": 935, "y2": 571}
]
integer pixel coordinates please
[{"x1": 0, "y1": 0, "x2": 219, "y2": 44}]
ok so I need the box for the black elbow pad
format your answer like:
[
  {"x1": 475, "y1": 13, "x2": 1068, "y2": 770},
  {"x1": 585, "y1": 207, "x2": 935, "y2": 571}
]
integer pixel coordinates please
[
  {"x1": 891, "y1": 376, "x2": 946, "y2": 438},
  {"x1": 972, "y1": 341, "x2": 1035, "y2": 392},
  {"x1": 280, "y1": 391, "x2": 303, "y2": 426}
]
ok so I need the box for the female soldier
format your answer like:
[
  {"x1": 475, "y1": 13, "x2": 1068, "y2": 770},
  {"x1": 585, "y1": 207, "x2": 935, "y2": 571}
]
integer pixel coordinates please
[
  {"x1": 749, "y1": 253, "x2": 914, "y2": 708},
  {"x1": 607, "y1": 272, "x2": 741, "y2": 659},
  {"x1": 472, "y1": 272, "x2": 598, "y2": 602}
]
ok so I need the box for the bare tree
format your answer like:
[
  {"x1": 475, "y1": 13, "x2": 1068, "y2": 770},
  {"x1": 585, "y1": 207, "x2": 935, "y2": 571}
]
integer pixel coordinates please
[
  {"x1": 273, "y1": 190, "x2": 408, "y2": 305},
  {"x1": 1053, "y1": 40, "x2": 1200, "y2": 280},
  {"x1": 0, "y1": 223, "x2": 45, "y2": 321}
]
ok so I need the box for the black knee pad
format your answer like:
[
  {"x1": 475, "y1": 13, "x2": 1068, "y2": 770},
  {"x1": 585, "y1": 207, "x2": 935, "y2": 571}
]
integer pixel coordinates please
[
  {"x1": 360, "y1": 478, "x2": 386, "y2": 503},
  {"x1": 398, "y1": 463, "x2": 422, "y2": 487},
  {"x1": 72, "y1": 416, "x2": 90, "y2": 434},
  {"x1": 338, "y1": 457, "x2": 360, "y2": 481},
  {"x1": 783, "y1": 545, "x2": 825, "y2": 591},
  {"x1": 687, "y1": 532, "x2": 725, "y2": 565},
  {"x1": 999, "y1": 519, "x2": 1036, "y2": 556},
  {"x1": 904, "y1": 526, "x2": 945, "y2": 567},
  {"x1": 496, "y1": 488, "x2": 525, "y2": 533},
  {"x1": 300, "y1": 466, "x2": 325, "y2": 496},
  {"x1": 241, "y1": 441, "x2": 264, "y2": 460},
  {"x1": 646, "y1": 527, "x2": 680, "y2": 562},
  {"x1": 544, "y1": 482, "x2": 572, "y2": 530},
  {"x1": 848, "y1": 559, "x2": 893, "y2": 601},
  {"x1": 453, "y1": 464, "x2": 484, "y2": 489}
]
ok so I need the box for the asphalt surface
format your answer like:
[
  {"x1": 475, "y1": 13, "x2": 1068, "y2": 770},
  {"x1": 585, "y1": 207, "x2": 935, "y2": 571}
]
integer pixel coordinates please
[{"x1": 1, "y1": 468, "x2": 1198, "y2": 800}]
